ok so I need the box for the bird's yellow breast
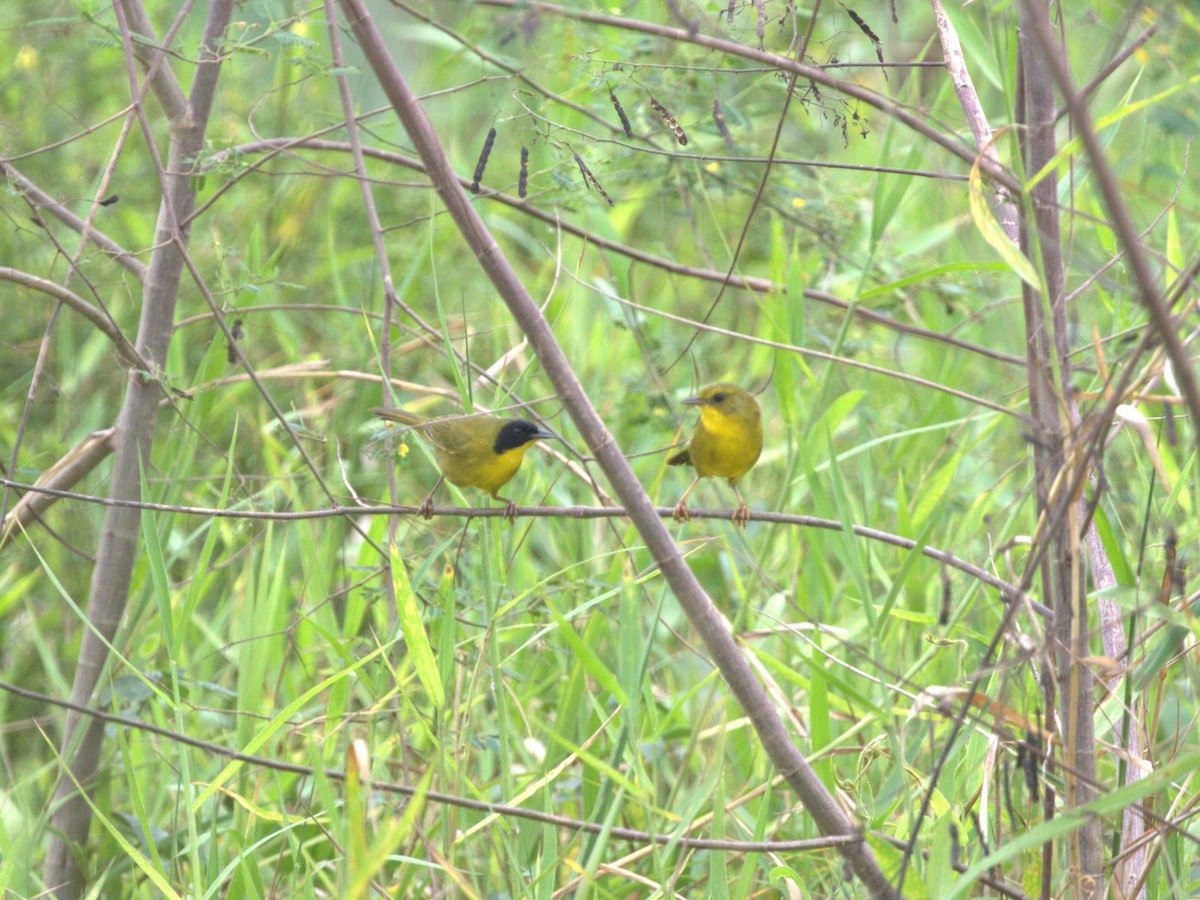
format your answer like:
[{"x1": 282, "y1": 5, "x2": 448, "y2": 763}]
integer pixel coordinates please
[
  {"x1": 438, "y1": 443, "x2": 531, "y2": 495},
  {"x1": 690, "y1": 405, "x2": 762, "y2": 482}
]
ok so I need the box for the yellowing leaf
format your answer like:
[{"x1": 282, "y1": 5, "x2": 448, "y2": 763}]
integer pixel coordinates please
[{"x1": 968, "y1": 155, "x2": 1039, "y2": 288}]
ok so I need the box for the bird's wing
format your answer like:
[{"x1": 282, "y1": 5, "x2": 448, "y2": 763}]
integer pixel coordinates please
[{"x1": 423, "y1": 417, "x2": 485, "y2": 455}]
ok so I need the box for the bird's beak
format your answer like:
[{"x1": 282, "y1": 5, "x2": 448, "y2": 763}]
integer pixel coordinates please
[
  {"x1": 682, "y1": 396, "x2": 707, "y2": 406},
  {"x1": 533, "y1": 428, "x2": 558, "y2": 442}
]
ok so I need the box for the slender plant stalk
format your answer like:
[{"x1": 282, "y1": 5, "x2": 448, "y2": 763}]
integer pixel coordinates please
[
  {"x1": 41, "y1": 2, "x2": 234, "y2": 897},
  {"x1": 929, "y1": 0, "x2": 1019, "y2": 242},
  {"x1": 336, "y1": 0, "x2": 897, "y2": 893},
  {"x1": 1017, "y1": 1, "x2": 1103, "y2": 894}
]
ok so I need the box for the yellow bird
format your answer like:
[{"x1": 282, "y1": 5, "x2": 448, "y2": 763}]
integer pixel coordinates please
[
  {"x1": 373, "y1": 407, "x2": 555, "y2": 521},
  {"x1": 667, "y1": 383, "x2": 762, "y2": 526}
]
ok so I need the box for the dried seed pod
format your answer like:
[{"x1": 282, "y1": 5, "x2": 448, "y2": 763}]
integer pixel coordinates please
[
  {"x1": 751, "y1": 0, "x2": 765, "y2": 45},
  {"x1": 226, "y1": 318, "x2": 244, "y2": 365},
  {"x1": 845, "y1": 6, "x2": 880, "y2": 43},
  {"x1": 518, "y1": 145, "x2": 529, "y2": 198},
  {"x1": 939, "y1": 564, "x2": 951, "y2": 626},
  {"x1": 609, "y1": 88, "x2": 633, "y2": 138},
  {"x1": 711, "y1": 98, "x2": 733, "y2": 149},
  {"x1": 470, "y1": 126, "x2": 496, "y2": 194},
  {"x1": 1160, "y1": 527, "x2": 1179, "y2": 604},
  {"x1": 1021, "y1": 731, "x2": 1041, "y2": 801},
  {"x1": 572, "y1": 152, "x2": 614, "y2": 206},
  {"x1": 572, "y1": 152, "x2": 590, "y2": 190},
  {"x1": 844, "y1": 5, "x2": 887, "y2": 71},
  {"x1": 726, "y1": 0, "x2": 735, "y2": 24},
  {"x1": 649, "y1": 96, "x2": 688, "y2": 146}
]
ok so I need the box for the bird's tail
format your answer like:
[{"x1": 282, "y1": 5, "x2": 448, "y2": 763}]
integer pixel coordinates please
[
  {"x1": 666, "y1": 448, "x2": 691, "y2": 466},
  {"x1": 371, "y1": 407, "x2": 427, "y2": 427}
]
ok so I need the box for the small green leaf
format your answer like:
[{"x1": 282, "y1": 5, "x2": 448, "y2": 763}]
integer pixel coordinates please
[{"x1": 392, "y1": 547, "x2": 445, "y2": 709}]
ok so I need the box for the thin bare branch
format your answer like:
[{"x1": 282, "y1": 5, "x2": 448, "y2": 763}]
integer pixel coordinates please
[
  {"x1": 0, "y1": 477, "x2": 1047, "y2": 619},
  {"x1": 0, "y1": 160, "x2": 147, "y2": 279},
  {"x1": 0, "y1": 268, "x2": 143, "y2": 367},
  {"x1": 930, "y1": 0, "x2": 1019, "y2": 242},
  {"x1": 470, "y1": 0, "x2": 1020, "y2": 194}
]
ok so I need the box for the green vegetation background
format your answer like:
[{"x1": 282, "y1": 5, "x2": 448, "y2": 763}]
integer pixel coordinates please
[{"x1": 1, "y1": 0, "x2": 1197, "y2": 895}]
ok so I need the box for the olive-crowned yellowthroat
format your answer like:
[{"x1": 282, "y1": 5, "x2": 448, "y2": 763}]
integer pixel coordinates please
[
  {"x1": 373, "y1": 407, "x2": 554, "y2": 521},
  {"x1": 667, "y1": 383, "x2": 762, "y2": 526}
]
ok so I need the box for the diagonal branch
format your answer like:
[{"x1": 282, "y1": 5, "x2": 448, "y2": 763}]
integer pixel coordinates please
[{"x1": 336, "y1": 0, "x2": 898, "y2": 893}]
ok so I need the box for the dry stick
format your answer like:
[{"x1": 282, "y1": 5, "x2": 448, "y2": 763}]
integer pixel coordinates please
[
  {"x1": 336, "y1": 1, "x2": 896, "y2": 893},
  {"x1": 0, "y1": 159, "x2": 147, "y2": 279},
  {"x1": 0, "y1": 432, "x2": 116, "y2": 551},
  {"x1": 929, "y1": 0, "x2": 1018, "y2": 242},
  {"x1": 1020, "y1": 16, "x2": 1080, "y2": 898},
  {"x1": 0, "y1": 269, "x2": 143, "y2": 367},
  {"x1": 42, "y1": 3, "x2": 234, "y2": 897},
  {"x1": 1018, "y1": 3, "x2": 1099, "y2": 894},
  {"x1": 1087, "y1": 520, "x2": 1147, "y2": 897},
  {"x1": 0, "y1": 478, "x2": 1050, "y2": 619}
]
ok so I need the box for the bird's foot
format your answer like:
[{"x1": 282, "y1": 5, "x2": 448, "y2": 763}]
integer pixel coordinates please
[
  {"x1": 501, "y1": 498, "x2": 518, "y2": 523},
  {"x1": 673, "y1": 500, "x2": 692, "y2": 523},
  {"x1": 732, "y1": 503, "x2": 751, "y2": 527},
  {"x1": 417, "y1": 496, "x2": 435, "y2": 520}
]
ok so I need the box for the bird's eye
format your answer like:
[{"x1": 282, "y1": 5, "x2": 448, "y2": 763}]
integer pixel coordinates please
[{"x1": 712, "y1": 392, "x2": 726, "y2": 403}]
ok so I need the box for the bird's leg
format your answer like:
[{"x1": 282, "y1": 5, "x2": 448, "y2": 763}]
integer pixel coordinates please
[
  {"x1": 417, "y1": 476, "x2": 444, "y2": 520},
  {"x1": 673, "y1": 477, "x2": 701, "y2": 523},
  {"x1": 731, "y1": 484, "x2": 751, "y2": 527},
  {"x1": 495, "y1": 494, "x2": 518, "y2": 523}
]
